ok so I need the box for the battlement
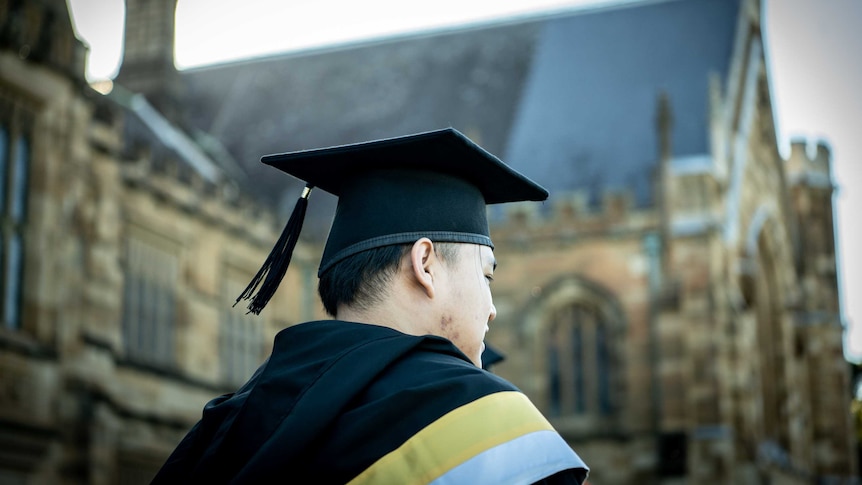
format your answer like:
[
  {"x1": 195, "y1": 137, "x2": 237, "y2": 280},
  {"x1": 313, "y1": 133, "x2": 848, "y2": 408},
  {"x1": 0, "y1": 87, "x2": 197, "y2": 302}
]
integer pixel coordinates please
[
  {"x1": 491, "y1": 188, "x2": 657, "y2": 245},
  {"x1": 786, "y1": 138, "x2": 833, "y2": 188}
]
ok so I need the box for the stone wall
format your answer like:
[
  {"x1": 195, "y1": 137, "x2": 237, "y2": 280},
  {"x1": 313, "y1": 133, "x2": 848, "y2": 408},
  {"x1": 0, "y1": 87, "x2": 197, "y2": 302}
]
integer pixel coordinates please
[{"x1": 0, "y1": 7, "x2": 319, "y2": 481}]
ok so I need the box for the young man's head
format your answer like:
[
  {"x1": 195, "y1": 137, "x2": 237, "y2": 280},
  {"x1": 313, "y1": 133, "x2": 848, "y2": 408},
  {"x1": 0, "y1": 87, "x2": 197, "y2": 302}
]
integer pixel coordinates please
[{"x1": 238, "y1": 128, "x2": 546, "y2": 365}]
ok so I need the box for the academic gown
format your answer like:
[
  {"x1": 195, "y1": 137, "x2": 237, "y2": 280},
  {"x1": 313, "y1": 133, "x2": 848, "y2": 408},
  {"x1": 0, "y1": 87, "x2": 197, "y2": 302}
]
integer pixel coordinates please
[{"x1": 152, "y1": 320, "x2": 588, "y2": 484}]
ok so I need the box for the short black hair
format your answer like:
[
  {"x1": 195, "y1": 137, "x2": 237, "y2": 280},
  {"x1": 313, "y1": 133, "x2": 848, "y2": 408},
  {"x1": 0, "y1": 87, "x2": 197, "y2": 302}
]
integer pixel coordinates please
[{"x1": 318, "y1": 242, "x2": 460, "y2": 317}]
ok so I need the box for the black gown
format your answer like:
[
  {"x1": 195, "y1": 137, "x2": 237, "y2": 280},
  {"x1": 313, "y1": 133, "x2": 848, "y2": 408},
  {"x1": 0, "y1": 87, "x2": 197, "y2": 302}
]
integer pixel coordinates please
[{"x1": 152, "y1": 320, "x2": 588, "y2": 484}]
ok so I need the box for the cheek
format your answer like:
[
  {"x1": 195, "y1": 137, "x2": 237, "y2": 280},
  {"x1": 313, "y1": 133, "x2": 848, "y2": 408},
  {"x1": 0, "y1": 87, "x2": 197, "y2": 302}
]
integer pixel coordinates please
[
  {"x1": 479, "y1": 286, "x2": 494, "y2": 316},
  {"x1": 467, "y1": 288, "x2": 489, "y2": 322}
]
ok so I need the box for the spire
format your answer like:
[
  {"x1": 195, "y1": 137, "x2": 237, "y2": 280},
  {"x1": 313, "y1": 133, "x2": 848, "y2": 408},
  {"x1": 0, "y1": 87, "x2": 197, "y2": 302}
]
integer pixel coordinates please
[
  {"x1": 656, "y1": 91, "x2": 674, "y2": 162},
  {"x1": 654, "y1": 91, "x2": 674, "y2": 276}
]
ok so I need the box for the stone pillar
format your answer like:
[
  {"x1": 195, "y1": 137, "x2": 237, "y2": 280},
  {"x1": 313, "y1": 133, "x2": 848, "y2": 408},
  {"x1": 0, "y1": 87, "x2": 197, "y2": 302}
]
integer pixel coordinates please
[{"x1": 786, "y1": 139, "x2": 857, "y2": 478}]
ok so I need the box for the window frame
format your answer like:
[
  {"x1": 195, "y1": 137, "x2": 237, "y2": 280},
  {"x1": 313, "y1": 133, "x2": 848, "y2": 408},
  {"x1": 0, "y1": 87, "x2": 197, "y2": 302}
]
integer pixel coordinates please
[
  {"x1": 219, "y1": 266, "x2": 266, "y2": 387},
  {"x1": 0, "y1": 97, "x2": 33, "y2": 332},
  {"x1": 121, "y1": 227, "x2": 180, "y2": 370}
]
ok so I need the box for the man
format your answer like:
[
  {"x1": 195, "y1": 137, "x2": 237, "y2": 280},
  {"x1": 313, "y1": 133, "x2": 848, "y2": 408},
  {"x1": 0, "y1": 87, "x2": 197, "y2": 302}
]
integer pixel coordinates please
[{"x1": 152, "y1": 128, "x2": 589, "y2": 484}]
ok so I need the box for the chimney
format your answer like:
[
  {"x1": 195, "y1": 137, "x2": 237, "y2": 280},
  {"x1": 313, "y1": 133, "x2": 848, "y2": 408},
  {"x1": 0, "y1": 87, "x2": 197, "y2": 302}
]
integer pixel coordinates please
[{"x1": 115, "y1": 0, "x2": 183, "y2": 123}]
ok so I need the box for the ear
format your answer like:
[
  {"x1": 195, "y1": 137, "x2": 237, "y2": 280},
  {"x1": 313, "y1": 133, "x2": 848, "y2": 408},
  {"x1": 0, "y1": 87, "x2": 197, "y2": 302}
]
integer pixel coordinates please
[{"x1": 409, "y1": 238, "x2": 437, "y2": 299}]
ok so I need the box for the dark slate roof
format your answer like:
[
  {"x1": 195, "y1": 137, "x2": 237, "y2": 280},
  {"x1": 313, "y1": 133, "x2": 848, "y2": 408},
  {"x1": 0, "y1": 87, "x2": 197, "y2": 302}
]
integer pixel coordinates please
[
  {"x1": 180, "y1": 22, "x2": 540, "y2": 237},
  {"x1": 177, "y1": 0, "x2": 740, "y2": 234},
  {"x1": 505, "y1": 0, "x2": 740, "y2": 208}
]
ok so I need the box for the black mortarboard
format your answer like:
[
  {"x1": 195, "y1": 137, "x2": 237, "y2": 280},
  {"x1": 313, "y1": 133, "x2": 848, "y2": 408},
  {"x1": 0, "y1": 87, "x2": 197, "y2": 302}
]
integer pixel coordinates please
[{"x1": 235, "y1": 128, "x2": 548, "y2": 314}]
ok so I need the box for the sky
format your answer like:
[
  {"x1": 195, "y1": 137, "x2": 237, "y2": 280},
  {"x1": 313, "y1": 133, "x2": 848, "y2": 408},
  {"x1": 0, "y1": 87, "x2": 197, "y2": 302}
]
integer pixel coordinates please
[{"x1": 66, "y1": 0, "x2": 862, "y2": 360}]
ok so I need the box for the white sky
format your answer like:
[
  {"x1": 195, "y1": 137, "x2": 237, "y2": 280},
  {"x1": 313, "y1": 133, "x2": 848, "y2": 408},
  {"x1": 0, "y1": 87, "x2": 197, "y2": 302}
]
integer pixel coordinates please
[{"x1": 66, "y1": 0, "x2": 862, "y2": 360}]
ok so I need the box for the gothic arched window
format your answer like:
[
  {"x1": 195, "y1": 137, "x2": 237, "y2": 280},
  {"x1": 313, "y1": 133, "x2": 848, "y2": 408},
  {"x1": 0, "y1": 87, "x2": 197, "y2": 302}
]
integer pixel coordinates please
[
  {"x1": 546, "y1": 302, "x2": 612, "y2": 418},
  {"x1": 524, "y1": 276, "x2": 625, "y2": 426}
]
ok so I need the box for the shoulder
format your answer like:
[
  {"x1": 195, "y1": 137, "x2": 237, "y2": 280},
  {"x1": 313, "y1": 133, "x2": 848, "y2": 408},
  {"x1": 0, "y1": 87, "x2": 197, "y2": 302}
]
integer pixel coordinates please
[{"x1": 350, "y1": 347, "x2": 590, "y2": 484}]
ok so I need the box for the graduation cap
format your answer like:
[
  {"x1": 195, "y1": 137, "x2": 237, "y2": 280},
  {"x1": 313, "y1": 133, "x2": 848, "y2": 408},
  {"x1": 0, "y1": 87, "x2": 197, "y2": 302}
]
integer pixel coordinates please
[{"x1": 235, "y1": 128, "x2": 548, "y2": 315}]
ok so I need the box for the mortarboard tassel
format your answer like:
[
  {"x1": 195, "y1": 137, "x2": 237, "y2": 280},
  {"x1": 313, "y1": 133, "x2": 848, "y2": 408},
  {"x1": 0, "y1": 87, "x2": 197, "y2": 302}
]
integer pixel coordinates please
[{"x1": 235, "y1": 184, "x2": 313, "y2": 314}]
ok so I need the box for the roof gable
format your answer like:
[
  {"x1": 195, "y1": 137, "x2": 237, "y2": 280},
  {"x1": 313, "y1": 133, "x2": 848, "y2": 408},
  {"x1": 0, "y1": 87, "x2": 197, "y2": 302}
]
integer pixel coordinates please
[{"x1": 505, "y1": 0, "x2": 740, "y2": 208}]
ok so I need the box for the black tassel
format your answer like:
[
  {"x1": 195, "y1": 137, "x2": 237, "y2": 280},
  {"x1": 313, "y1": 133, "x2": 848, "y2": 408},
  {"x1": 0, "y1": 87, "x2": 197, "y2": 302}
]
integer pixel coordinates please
[{"x1": 235, "y1": 184, "x2": 313, "y2": 314}]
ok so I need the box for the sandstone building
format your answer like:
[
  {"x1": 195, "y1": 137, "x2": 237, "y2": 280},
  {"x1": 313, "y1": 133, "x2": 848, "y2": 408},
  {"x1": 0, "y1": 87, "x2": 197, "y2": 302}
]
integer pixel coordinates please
[{"x1": 0, "y1": 0, "x2": 855, "y2": 483}]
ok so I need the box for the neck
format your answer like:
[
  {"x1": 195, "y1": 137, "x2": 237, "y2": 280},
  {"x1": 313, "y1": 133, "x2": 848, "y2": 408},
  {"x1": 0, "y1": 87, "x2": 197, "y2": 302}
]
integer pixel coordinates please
[
  {"x1": 334, "y1": 305, "x2": 421, "y2": 337},
  {"x1": 335, "y1": 283, "x2": 436, "y2": 337}
]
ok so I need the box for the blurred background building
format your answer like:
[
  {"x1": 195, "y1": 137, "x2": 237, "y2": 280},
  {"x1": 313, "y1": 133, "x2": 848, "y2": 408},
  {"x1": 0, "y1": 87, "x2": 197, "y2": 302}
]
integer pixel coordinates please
[{"x1": 0, "y1": 0, "x2": 856, "y2": 483}]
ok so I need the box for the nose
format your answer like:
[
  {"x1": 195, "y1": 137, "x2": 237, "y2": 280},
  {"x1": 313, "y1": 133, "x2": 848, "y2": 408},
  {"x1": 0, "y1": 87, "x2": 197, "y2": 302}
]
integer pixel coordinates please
[{"x1": 489, "y1": 303, "x2": 497, "y2": 322}]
